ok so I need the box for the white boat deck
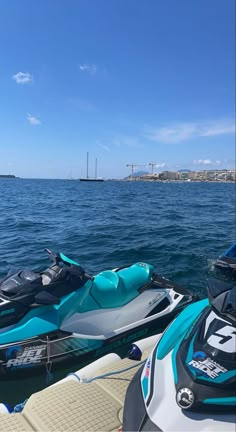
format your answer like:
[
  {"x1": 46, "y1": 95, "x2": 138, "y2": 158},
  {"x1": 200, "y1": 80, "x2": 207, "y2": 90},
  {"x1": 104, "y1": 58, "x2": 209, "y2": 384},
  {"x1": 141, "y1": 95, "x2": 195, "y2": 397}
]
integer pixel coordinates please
[{"x1": 0, "y1": 356, "x2": 144, "y2": 432}]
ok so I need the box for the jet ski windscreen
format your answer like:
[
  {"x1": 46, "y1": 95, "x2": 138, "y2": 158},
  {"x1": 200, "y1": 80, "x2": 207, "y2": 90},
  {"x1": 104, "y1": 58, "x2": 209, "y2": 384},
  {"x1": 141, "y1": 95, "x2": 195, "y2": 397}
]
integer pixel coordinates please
[{"x1": 224, "y1": 242, "x2": 236, "y2": 258}]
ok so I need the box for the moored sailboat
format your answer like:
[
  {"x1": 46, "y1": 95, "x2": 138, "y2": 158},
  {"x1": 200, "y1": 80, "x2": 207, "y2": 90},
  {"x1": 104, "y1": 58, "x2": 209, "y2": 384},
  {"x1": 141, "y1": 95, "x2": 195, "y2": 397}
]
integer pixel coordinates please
[{"x1": 80, "y1": 153, "x2": 104, "y2": 182}]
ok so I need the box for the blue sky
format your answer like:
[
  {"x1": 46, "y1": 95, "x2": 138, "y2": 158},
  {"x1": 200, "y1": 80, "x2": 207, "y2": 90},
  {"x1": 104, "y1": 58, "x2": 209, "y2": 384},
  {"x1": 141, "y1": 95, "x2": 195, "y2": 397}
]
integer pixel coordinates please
[{"x1": 0, "y1": 0, "x2": 235, "y2": 179}]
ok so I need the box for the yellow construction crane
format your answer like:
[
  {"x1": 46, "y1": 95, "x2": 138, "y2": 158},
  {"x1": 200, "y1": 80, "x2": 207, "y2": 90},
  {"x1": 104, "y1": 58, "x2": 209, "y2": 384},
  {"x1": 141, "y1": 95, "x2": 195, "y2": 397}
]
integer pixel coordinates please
[{"x1": 126, "y1": 163, "x2": 148, "y2": 177}]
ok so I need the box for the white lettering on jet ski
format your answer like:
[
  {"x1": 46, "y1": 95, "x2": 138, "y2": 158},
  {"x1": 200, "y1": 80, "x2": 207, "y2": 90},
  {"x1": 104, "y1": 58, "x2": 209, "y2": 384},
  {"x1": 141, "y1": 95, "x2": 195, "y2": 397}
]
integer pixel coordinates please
[
  {"x1": 6, "y1": 345, "x2": 46, "y2": 368},
  {"x1": 204, "y1": 311, "x2": 230, "y2": 337},
  {"x1": 207, "y1": 325, "x2": 236, "y2": 353},
  {"x1": 204, "y1": 311, "x2": 236, "y2": 353},
  {"x1": 148, "y1": 293, "x2": 163, "y2": 306},
  {"x1": 189, "y1": 357, "x2": 227, "y2": 379}
]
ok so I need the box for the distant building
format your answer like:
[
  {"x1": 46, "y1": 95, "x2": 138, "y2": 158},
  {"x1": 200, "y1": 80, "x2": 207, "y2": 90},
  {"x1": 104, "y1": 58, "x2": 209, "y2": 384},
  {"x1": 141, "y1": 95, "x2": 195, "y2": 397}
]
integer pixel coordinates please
[
  {"x1": 179, "y1": 171, "x2": 195, "y2": 180},
  {"x1": 125, "y1": 169, "x2": 236, "y2": 182},
  {"x1": 141, "y1": 173, "x2": 159, "y2": 180},
  {"x1": 159, "y1": 171, "x2": 179, "y2": 180}
]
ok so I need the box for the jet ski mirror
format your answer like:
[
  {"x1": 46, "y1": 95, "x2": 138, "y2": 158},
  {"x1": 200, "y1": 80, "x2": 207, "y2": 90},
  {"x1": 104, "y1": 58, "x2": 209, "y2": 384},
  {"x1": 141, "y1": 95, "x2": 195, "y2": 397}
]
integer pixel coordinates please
[
  {"x1": 34, "y1": 291, "x2": 60, "y2": 305},
  {"x1": 45, "y1": 249, "x2": 61, "y2": 266}
]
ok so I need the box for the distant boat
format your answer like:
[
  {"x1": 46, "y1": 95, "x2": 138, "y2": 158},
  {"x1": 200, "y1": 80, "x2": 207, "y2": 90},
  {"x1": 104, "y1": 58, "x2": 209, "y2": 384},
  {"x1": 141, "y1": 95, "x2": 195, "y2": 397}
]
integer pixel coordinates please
[{"x1": 80, "y1": 153, "x2": 104, "y2": 182}]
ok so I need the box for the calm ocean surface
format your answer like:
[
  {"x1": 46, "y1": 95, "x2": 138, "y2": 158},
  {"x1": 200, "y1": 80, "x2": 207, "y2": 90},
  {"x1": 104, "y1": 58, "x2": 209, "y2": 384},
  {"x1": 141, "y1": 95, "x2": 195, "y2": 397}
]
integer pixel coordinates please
[{"x1": 0, "y1": 178, "x2": 235, "y2": 405}]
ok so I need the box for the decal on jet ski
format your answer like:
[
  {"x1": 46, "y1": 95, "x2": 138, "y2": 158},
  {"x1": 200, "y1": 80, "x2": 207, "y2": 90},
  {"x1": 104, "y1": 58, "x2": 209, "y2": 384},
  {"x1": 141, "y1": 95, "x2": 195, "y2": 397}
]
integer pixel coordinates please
[
  {"x1": 141, "y1": 343, "x2": 159, "y2": 404},
  {"x1": 145, "y1": 359, "x2": 151, "y2": 377},
  {"x1": 148, "y1": 292, "x2": 163, "y2": 306},
  {"x1": 176, "y1": 387, "x2": 195, "y2": 410},
  {"x1": 0, "y1": 308, "x2": 15, "y2": 316},
  {"x1": 204, "y1": 311, "x2": 230, "y2": 337},
  {"x1": 141, "y1": 356, "x2": 152, "y2": 400},
  {"x1": 5, "y1": 344, "x2": 46, "y2": 368},
  {"x1": 204, "y1": 311, "x2": 236, "y2": 353},
  {"x1": 94, "y1": 328, "x2": 149, "y2": 356},
  {"x1": 193, "y1": 351, "x2": 207, "y2": 360},
  {"x1": 188, "y1": 355, "x2": 228, "y2": 379},
  {"x1": 207, "y1": 325, "x2": 236, "y2": 353}
]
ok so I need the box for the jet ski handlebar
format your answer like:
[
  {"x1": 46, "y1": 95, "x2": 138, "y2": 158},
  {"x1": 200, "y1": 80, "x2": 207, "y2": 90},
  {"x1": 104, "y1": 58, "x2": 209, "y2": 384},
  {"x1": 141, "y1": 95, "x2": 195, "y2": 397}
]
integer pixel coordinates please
[{"x1": 44, "y1": 249, "x2": 94, "y2": 281}]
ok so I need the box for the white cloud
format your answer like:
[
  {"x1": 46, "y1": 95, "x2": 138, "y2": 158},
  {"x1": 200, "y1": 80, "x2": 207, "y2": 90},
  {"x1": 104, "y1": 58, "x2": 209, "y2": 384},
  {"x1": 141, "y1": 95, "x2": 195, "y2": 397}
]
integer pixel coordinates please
[
  {"x1": 145, "y1": 123, "x2": 196, "y2": 144},
  {"x1": 193, "y1": 159, "x2": 222, "y2": 166},
  {"x1": 152, "y1": 162, "x2": 166, "y2": 168},
  {"x1": 79, "y1": 64, "x2": 97, "y2": 75},
  {"x1": 148, "y1": 162, "x2": 166, "y2": 172},
  {"x1": 201, "y1": 122, "x2": 235, "y2": 137},
  {"x1": 12, "y1": 72, "x2": 33, "y2": 84},
  {"x1": 108, "y1": 135, "x2": 143, "y2": 149},
  {"x1": 98, "y1": 143, "x2": 110, "y2": 152},
  {"x1": 27, "y1": 113, "x2": 41, "y2": 125},
  {"x1": 144, "y1": 119, "x2": 235, "y2": 144}
]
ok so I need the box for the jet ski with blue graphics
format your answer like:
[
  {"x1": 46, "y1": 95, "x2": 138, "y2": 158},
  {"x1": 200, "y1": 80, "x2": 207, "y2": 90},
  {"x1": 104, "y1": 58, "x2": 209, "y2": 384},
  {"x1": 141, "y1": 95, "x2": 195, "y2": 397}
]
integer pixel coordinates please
[
  {"x1": 123, "y1": 278, "x2": 236, "y2": 431},
  {"x1": 0, "y1": 249, "x2": 194, "y2": 379},
  {"x1": 215, "y1": 241, "x2": 236, "y2": 279}
]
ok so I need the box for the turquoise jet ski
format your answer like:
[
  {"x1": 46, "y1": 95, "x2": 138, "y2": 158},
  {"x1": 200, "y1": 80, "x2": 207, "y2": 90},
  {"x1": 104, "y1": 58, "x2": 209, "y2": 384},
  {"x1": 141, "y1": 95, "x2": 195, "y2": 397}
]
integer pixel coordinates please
[
  {"x1": 0, "y1": 249, "x2": 194, "y2": 379},
  {"x1": 123, "y1": 278, "x2": 236, "y2": 431}
]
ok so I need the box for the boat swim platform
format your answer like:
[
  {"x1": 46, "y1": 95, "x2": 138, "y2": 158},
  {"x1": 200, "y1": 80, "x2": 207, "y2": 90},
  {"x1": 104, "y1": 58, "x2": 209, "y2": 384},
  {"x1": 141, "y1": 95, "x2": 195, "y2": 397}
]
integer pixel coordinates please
[{"x1": 0, "y1": 356, "x2": 145, "y2": 432}]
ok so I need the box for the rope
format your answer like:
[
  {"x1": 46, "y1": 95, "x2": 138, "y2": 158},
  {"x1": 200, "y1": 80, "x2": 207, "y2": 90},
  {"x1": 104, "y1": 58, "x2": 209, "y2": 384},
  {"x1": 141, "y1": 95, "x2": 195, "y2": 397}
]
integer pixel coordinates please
[
  {"x1": 46, "y1": 336, "x2": 53, "y2": 384},
  {"x1": 66, "y1": 359, "x2": 146, "y2": 383},
  {"x1": 13, "y1": 399, "x2": 28, "y2": 413}
]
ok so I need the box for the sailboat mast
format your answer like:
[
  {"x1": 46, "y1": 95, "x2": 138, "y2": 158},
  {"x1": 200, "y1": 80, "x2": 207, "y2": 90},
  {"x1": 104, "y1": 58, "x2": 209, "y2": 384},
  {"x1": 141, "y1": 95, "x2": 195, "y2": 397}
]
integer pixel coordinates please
[
  {"x1": 95, "y1": 158, "x2": 97, "y2": 179},
  {"x1": 86, "y1": 152, "x2": 89, "y2": 179},
  {"x1": 79, "y1": 153, "x2": 103, "y2": 181}
]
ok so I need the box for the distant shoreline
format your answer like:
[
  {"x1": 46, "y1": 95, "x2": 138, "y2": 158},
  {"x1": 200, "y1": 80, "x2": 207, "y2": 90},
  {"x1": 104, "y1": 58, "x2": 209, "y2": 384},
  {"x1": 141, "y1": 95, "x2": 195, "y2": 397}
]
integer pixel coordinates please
[
  {"x1": 0, "y1": 176, "x2": 234, "y2": 182},
  {"x1": 122, "y1": 178, "x2": 235, "y2": 183},
  {"x1": 0, "y1": 175, "x2": 17, "y2": 178}
]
